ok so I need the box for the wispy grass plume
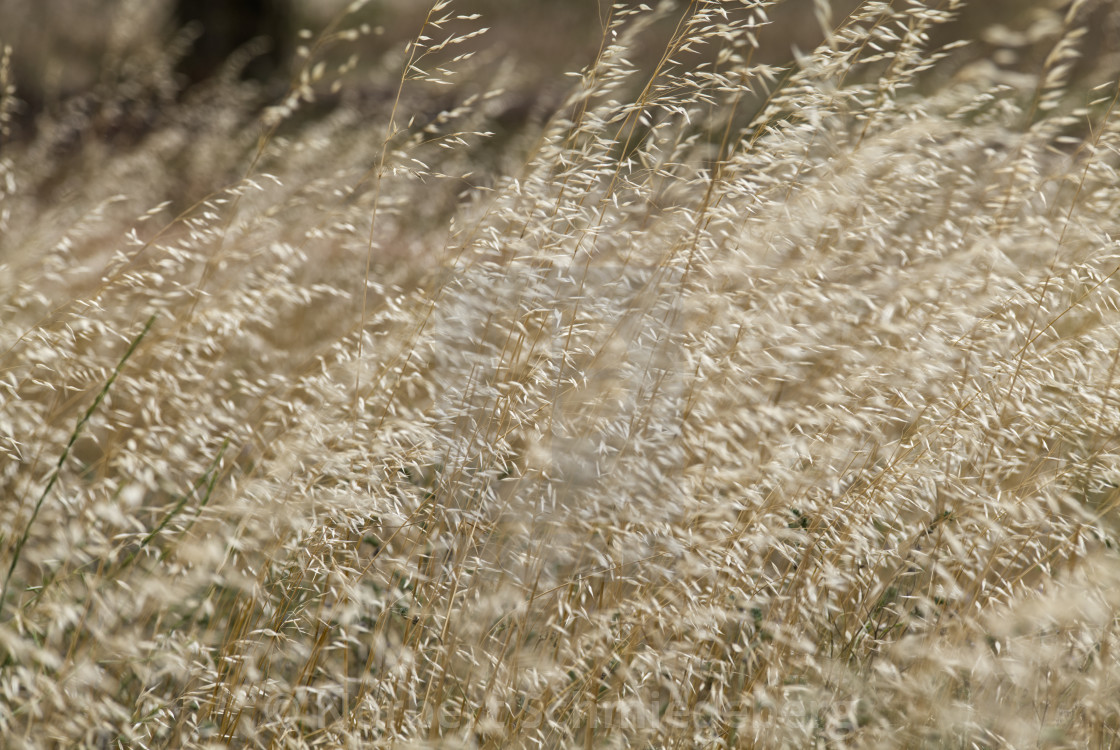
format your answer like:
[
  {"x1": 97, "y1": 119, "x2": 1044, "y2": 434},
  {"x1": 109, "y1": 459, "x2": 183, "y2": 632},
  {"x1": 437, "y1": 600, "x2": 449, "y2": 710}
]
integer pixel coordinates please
[{"x1": 3, "y1": 1, "x2": 1120, "y2": 747}]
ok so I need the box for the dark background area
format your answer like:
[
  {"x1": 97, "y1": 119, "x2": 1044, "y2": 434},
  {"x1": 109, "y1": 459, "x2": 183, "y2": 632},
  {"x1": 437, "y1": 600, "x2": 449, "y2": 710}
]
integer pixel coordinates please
[
  {"x1": 1, "y1": 0, "x2": 1116, "y2": 150},
  {"x1": 172, "y1": 0, "x2": 292, "y2": 85}
]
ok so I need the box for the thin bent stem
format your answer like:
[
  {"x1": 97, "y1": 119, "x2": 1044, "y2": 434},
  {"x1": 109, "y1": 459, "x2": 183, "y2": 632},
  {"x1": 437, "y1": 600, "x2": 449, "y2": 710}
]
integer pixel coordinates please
[{"x1": 0, "y1": 314, "x2": 156, "y2": 623}]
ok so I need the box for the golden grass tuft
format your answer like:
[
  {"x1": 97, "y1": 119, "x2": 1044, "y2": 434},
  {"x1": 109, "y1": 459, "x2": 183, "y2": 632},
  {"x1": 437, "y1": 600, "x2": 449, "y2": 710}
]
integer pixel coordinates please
[{"x1": 4, "y1": 1, "x2": 1120, "y2": 747}]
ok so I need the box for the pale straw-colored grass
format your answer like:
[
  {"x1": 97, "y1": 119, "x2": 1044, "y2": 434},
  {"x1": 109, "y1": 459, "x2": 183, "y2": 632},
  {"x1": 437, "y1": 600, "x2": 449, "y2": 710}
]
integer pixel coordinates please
[{"x1": 3, "y1": 1, "x2": 1120, "y2": 747}]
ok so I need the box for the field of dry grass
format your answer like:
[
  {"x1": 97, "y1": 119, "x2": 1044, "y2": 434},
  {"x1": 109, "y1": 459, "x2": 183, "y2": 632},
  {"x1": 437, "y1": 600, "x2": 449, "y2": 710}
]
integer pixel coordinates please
[{"x1": 4, "y1": 1, "x2": 1120, "y2": 747}]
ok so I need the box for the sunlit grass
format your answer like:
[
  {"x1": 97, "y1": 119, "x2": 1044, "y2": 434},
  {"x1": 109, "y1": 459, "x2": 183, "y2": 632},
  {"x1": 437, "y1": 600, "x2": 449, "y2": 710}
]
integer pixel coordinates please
[{"x1": 3, "y1": 1, "x2": 1120, "y2": 747}]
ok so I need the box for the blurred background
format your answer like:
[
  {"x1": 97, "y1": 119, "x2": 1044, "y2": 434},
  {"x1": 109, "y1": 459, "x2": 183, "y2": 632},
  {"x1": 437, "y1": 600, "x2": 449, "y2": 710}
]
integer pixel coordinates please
[
  {"x1": 1, "y1": 0, "x2": 1116, "y2": 191},
  {"x1": 4, "y1": 1, "x2": 1115, "y2": 131}
]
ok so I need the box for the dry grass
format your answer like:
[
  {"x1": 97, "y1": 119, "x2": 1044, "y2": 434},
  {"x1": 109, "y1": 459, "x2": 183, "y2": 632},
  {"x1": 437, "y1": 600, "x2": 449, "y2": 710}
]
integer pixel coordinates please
[{"x1": 4, "y1": 1, "x2": 1120, "y2": 747}]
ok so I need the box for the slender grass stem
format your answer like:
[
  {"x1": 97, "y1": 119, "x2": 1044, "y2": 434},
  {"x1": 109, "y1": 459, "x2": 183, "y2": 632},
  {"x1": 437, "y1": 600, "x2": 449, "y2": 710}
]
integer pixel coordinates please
[{"x1": 0, "y1": 315, "x2": 156, "y2": 622}]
